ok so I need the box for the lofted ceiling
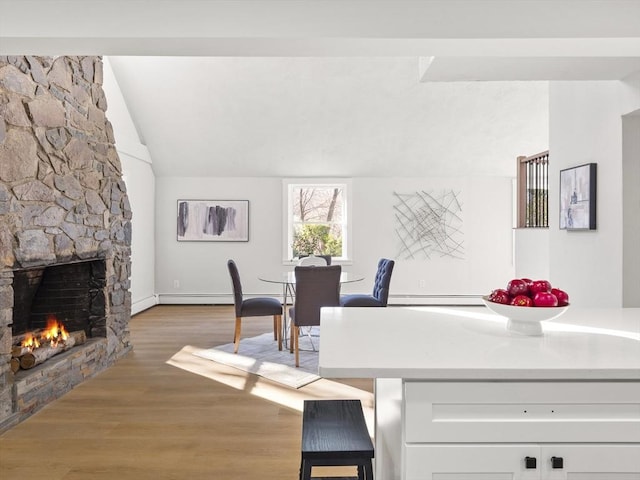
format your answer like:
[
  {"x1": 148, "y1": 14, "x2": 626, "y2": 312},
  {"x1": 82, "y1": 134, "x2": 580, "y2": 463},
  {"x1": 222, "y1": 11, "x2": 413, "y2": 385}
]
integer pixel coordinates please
[
  {"x1": 106, "y1": 56, "x2": 550, "y2": 177},
  {"x1": 1, "y1": 1, "x2": 639, "y2": 177}
]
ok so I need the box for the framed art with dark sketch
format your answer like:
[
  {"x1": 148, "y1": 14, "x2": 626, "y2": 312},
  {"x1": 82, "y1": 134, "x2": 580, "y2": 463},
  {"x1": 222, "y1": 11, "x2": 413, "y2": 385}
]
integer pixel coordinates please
[
  {"x1": 177, "y1": 200, "x2": 249, "y2": 242},
  {"x1": 559, "y1": 163, "x2": 597, "y2": 230}
]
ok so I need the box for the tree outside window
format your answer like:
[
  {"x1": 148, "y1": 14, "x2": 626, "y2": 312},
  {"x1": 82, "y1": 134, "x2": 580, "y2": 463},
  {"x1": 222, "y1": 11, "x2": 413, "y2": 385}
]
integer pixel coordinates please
[{"x1": 286, "y1": 182, "x2": 348, "y2": 260}]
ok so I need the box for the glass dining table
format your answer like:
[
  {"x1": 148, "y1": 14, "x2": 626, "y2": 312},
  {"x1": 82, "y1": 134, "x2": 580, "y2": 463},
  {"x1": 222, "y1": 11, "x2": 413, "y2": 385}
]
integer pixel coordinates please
[{"x1": 258, "y1": 271, "x2": 364, "y2": 350}]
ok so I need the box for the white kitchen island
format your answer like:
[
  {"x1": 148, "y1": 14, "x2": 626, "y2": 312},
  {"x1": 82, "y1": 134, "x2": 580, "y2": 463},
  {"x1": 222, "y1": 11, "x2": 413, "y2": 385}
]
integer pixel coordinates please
[{"x1": 318, "y1": 306, "x2": 640, "y2": 480}]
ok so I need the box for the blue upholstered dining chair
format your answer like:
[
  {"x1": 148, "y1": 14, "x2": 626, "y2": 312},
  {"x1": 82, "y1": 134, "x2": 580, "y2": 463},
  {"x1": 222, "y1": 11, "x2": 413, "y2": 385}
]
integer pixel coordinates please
[
  {"x1": 340, "y1": 258, "x2": 395, "y2": 307},
  {"x1": 227, "y1": 259, "x2": 283, "y2": 353},
  {"x1": 289, "y1": 265, "x2": 342, "y2": 367}
]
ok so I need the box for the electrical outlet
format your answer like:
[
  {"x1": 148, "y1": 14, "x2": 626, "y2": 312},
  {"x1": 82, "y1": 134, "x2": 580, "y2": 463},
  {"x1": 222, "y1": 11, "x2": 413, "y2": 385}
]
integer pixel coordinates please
[
  {"x1": 173, "y1": 280, "x2": 180, "y2": 289},
  {"x1": 418, "y1": 279, "x2": 426, "y2": 289}
]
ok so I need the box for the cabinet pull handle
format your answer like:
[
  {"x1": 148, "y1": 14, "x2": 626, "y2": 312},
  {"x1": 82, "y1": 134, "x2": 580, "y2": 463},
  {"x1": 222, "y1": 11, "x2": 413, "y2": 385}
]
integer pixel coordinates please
[
  {"x1": 551, "y1": 456, "x2": 564, "y2": 469},
  {"x1": 525, "y1": 456, "x2": 537, "y2": 469}
]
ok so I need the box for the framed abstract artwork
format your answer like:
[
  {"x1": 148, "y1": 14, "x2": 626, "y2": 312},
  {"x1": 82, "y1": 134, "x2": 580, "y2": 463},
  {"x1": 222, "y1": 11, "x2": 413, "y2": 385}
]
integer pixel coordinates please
[
  {"x1": 559, "y1": 163, "x2": 597, "y2": 230},
  {"x1": 177, "y1": 200, "x2": 249, "y2": 242}
]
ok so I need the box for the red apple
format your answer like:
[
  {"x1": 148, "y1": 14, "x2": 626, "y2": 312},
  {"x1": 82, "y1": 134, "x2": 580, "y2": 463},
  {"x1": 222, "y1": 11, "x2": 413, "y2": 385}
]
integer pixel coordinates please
[
  {"x1": 530, "y1": 279, "x2": 551, "y2": 295},
  {"x1": 489, "y1": 289, "x2": 511, "y2": 305},
  {"x1": 533, "y1": 291, "x2": 558, "y2": 307},
  {"x1": 551, "y1": 288, "x2": 569, "y2": 306},
  {"x1": 511, "y1": 294, "x2": 533, "y2": 307},
  {"x1": 507, "y1": 279, "x2": 529, "y2": 297}
]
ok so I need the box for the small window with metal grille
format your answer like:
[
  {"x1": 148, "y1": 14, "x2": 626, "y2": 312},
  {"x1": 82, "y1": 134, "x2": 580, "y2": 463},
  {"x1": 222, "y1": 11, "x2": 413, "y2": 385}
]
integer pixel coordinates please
[{"x1": 517, "y1": 151, "x2": 549, "y2": 228}]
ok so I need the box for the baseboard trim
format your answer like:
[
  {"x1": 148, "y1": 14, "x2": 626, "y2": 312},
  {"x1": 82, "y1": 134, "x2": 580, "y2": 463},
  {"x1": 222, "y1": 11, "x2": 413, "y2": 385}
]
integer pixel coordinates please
[
  {"x1": 132, "y1": 295, "x2": 160, "y2": 315},
  {"x1": 155, "y1": 293, "x2": 484, "y2": 306},
  {"x1": 157, "y1": 293, "x2": 233, "y2": 305}
]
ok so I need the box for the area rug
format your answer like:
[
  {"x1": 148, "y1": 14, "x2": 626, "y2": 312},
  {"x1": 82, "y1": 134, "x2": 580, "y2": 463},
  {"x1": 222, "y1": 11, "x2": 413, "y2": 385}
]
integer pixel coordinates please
[{"x1": 193, "y1": 328, "x2": 320, "y2": 389}]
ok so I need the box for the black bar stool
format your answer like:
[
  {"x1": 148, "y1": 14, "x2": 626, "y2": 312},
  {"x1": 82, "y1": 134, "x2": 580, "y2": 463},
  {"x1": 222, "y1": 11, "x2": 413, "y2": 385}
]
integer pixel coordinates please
[{"x1": 300, "y1": 399, "x2": 374, "y2": 480}]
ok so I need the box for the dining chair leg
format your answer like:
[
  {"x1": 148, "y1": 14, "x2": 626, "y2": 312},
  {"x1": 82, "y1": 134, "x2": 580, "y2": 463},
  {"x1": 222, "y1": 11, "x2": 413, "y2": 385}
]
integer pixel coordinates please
[
  {"x1": 273, "y1": 316, "x2": 278, "y2": 340},
  {"x1": 294, "y1": 326, "x2": 300, "y2": 367},
  {"x1": 290, "y1": 323, "x2": 294, "y2": 353},
  {"x1": 233, "y1": 317, "x2": 242, "y2": 353},
  {"x1": 276, "y1": 315, "x2": 282, "y2": 351}
]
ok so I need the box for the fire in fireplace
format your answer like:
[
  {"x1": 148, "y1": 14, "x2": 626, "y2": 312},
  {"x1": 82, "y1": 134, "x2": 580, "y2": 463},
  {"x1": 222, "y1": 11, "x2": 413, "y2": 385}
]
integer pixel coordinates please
[{"x1": 10, "y1": 315, "x2": 87, "y2": 373}]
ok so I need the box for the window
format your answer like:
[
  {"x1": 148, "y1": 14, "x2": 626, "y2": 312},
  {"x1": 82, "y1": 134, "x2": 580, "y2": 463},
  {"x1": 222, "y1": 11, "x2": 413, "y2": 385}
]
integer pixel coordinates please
[
  {"x1": 283, "y1": 179, "x2": 351, "y2": 262},
  {"x1": 517, "y1": 151, "x2": 549, "y2": 228}
]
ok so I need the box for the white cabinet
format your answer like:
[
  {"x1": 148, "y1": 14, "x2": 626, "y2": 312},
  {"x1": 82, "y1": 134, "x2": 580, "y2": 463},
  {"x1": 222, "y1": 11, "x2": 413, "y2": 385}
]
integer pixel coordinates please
[
  {"x1": 539, "y1": 445, "x2": 640, "y2": 480},
  {"x1": 404, "y1": 445, "x2": 640, "y2": 480},
  {"x1": 405, "y1": 444, "x2": 539, "y2": 480},
  {"x1": 402, "y1": 381, "x2": 640, "y2": 480}
]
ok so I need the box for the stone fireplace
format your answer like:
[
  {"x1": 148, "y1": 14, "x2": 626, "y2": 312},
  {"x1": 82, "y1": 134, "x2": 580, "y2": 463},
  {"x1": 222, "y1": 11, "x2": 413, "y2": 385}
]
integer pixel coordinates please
[{"x1": 0, "y1": 55, "x2": 132, "y2": 431}]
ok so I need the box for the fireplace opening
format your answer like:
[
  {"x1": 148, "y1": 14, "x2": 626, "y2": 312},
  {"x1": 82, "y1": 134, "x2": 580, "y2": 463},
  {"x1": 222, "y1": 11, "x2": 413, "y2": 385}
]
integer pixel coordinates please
[{"x1": 12, "y1": 260, "x2": 107, "y2": 339}]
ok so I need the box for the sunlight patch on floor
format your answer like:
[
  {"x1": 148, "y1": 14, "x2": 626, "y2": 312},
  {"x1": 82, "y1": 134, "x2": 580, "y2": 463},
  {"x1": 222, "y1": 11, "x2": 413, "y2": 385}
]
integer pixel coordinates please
[{"x1": 167, "y1": 345, "x2": 375, "y2": 435}]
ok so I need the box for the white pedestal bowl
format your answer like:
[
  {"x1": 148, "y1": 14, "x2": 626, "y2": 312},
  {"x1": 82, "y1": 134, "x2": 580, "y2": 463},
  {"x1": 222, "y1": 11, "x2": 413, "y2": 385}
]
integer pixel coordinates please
[{"x1": 482, "y1": 296, "x2": 570, "y2": 336}]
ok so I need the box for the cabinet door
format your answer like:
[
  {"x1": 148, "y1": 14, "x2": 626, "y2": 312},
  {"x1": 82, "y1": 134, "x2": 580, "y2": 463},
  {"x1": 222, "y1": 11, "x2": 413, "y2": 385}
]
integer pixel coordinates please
[
  {"x1": 404, "y1": 381, "x2": 640, "y2": 444},
  {"x1": 404, "y1": 444, "x2": 540, "y2": 480},
  {"x1": 540, "y1": 445, "x2": 640, "y2": 480}
]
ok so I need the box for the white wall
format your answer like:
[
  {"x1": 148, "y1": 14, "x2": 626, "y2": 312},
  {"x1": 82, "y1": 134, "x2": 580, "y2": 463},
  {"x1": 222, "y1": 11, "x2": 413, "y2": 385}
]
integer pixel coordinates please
[
  {"x1": 120, "y1": 153, "x2": 156, "y2": 313},
  {"x1": 549, "y1": 80, "x2": 640, "y2": 307},
  {"x1": 145, "y1": 78, "x2": 549, "y2": 304},
  {"x1": 622, "y1": 113, "x2": 640, "y2": 307},
  {"x1": 155, "y1": 177, "x2": 282, "y2": 302},
  {"x1": 102, "y1": 58, "x2": 157, "y2": 314},
  {"x1": 155, "y1": 176, "x2": 515, "y2": 304},
  {"x1": 350, "y1": 177, "x2": 515, "y2": 301},
  {"x1": 104, "y1": 66, "x2": 549, "y2": 306},
  {"x1": 514, "y1": 229, "x2": 550, "y2": 281},
  {"x1": 148, "y1": 77, "x2": 640, "y2": 308}
]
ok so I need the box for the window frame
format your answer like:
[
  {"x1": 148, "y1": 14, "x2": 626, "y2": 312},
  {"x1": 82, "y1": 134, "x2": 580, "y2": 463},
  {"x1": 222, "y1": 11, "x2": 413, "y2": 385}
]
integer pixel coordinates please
[
  {"x1": 282, "y1": 178, "x2": 352, "y2": 264},
  {"x1": 516, "y1": 151, "x2": 549, "y2": 228}
]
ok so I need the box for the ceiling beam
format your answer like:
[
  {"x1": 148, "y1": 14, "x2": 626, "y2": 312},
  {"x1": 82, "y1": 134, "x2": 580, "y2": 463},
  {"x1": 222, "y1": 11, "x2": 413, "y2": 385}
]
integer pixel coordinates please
[{"x1": 1, "y1": 0, "x2": 640, "y2": 56}]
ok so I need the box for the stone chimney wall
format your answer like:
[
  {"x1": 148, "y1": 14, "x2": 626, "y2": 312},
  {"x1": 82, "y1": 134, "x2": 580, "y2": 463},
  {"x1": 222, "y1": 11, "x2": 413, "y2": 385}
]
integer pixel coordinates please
[{"x1": 0, "y1": 56, "x2": 132, "y2": 429}]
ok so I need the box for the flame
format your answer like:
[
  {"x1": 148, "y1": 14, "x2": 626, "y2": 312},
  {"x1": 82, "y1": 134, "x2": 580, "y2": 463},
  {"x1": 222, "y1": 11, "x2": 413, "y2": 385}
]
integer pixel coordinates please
[
  {"x1": 42, "y1": 315, "x2": 69, "y2": 347},
  {"x1": 20, "y1": 333, "x2": 40, "y2": 350},
  {"x1": 20, "y1": 316, "x2": 70, "y2": 351}
]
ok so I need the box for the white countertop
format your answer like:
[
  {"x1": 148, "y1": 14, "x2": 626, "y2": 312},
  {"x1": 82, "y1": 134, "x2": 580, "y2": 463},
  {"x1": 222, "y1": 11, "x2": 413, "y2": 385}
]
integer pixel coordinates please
[{"x1": 318, "y1": 306, "x2": 640, "y2": 380}]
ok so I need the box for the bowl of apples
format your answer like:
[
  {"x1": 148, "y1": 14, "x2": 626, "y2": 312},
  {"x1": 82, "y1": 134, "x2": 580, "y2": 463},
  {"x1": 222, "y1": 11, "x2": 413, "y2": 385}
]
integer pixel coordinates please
[{"x1": 483, "y1": 278, "x2": 570, "y2": 336}]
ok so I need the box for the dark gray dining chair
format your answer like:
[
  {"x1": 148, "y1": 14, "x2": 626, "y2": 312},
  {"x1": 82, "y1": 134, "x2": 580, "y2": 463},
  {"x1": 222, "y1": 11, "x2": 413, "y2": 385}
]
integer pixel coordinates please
[
  {"x1": 227, "y1": 259, "x2": 283, "y2": 353},
  {"x1": 289, "y1": 265, "x2": 341, "y2": 367},
  {"x1": 340, "y1": 258, "x2": 395, "y2": 307}
]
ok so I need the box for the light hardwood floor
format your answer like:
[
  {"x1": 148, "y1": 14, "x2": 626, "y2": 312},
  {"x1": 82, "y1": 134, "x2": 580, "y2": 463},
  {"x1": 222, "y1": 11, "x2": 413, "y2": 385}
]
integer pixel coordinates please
[{"x1": 0, "y1": 305, "x2": 374, "y2": 480}]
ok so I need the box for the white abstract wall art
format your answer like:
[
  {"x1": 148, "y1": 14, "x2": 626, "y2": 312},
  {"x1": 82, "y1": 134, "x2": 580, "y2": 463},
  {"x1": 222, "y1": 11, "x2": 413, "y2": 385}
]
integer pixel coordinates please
[
  {"x1": 177, "y1": 200, "x2": 249, "y2": 242},
  {"x1": 393, "y1": 190, "x2": 464, "y2": 260}
]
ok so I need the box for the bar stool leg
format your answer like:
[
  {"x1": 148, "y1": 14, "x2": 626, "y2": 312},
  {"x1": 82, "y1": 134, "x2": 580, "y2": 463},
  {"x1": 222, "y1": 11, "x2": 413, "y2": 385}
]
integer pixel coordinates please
[
  {"x1": 364, "y1": 460, "x2": 374, "y2": 480},
  {"x1": 300, "y1": 459, "x2": 312, "y2": 480}
]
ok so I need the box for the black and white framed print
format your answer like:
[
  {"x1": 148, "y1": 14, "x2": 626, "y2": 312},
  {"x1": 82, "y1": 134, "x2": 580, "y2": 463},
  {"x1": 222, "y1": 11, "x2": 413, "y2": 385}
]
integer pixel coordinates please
[
  {"x1": 559, "y1": 163, "x2": 597, "y2": 230},
  {"x1": 177, "y1": 200, "x2": 249, "y2": 241}
]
